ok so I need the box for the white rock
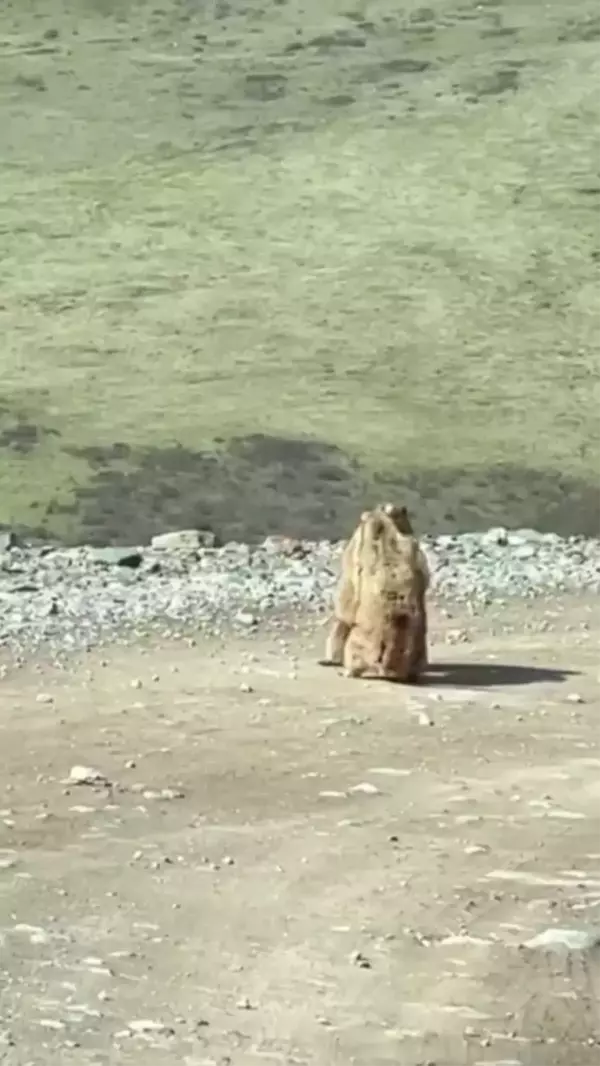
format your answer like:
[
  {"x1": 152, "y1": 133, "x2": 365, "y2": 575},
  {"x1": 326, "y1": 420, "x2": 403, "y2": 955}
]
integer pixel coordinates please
[
  {"x1": 348, "y1": 782, "x2": 381, "y2": 796},
  {"x1": 417, "y1": 710, "x2": 434, "y2": 726},
  {"x1": 524, "y1": 927, "x2": 600, "y2": 952},
  {"x1": 128, "y1": 1019, "x2": 175, "y2": 1035},
  {"x1": 464, "y1": 844, "x2": 489, "y2": 856},
  {"x1": 151, "y1": 530, "x2": 202, "y2": 551},
  {"x1": 482, "y1": 526, "x2": 509, "y2": 547},
  {"x1": 68, "y1": 765, "x2": 108, "y2": 786}
]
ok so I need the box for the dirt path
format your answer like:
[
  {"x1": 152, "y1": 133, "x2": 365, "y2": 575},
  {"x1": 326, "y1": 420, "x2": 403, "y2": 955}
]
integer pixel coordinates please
[{"x1": 1, "y1": 596, "x2": 600, "y2": 1064}]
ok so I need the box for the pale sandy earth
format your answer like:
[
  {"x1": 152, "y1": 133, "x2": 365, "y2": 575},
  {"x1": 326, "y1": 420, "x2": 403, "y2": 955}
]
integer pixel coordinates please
[{"x1": 1, "y1": 595, "x2": 600, "y2": 1065}]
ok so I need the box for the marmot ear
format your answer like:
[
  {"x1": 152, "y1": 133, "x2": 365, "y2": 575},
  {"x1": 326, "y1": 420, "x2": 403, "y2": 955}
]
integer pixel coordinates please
[
  {"x1": 382, "y1": 502, "x2": 394, "y2": 515},
  {"x1": 360, "y1": 510, "x2": 371, "y2": 523}
]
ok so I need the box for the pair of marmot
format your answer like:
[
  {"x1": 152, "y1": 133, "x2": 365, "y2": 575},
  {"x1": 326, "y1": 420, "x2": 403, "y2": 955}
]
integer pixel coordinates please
[{"x1": 323, "y1": 503, "x2": 430, "y2": 683}]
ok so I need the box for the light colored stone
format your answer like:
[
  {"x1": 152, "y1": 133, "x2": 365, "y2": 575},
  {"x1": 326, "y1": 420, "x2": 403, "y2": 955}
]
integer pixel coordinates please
[
  {"x1": 523, "y1": 926, "x2": 600, "y2": 952},
  {"x1": 68, "y1": 765, "x2": 108, "y2": 786},
  {"x1": 151, "y1": 530, "x2": 210, "y2": 552}
]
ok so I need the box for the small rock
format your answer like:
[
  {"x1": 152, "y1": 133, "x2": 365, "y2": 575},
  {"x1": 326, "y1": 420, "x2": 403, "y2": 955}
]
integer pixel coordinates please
[
  {"x1": 416, "y1": 710, "x2": 434, "y2": 726},
  {"x1": 514, "y1": 543, "x2": 537, "y2": 560},
  {"x1": 151, "y1": 529, "x2": 212, "y2": 552},
  {"x1": 350, "y1": 950, "x2": 372, "y2": 969},
  {"x1": 483, "y1": 526, "x2": 508, "y2": 547},
  {"x1": 128, "y1": 1019, "x2": 175, "y2": 1036},
  {"x1": 235, "y1": 610, "x2": 258, "y2": 627},
  {"x1": 446, "y1": 628, "x2": 470, "y2": 644},
  {"x1": 262, "y1": 535, "x2": 307, "y2": 558},
  {"x1": 523, "y1": 927, "x2": 600, "y2": 953},
  {"x1": 89, "y1": 547, "x2": 143, "y2": 569},
  {"x1": 236, "y1": 997, "x2": 255, "y2": 1010},
  {"x1": 131, "y1": 678, "x2": 143, "y2": 690},
  {"x1": 36, "y1": 692, "x2": 54, "y2": 705},
  {"x1": 348, "y1": 782, "x2": 381, "y2": 796},
  {"x1": 0, "y1": 530, "x2": 18, "y2": 552},
  {"x1": 565, "y1": 692, "x2": 585, "y2": 704},
  {"x1": 239, "y1": 683, "x2": 253, "y2": 693},
  {"x1": 160, "y1": 787, "x2": 184, "y2": 800},
  {"x1": 68, "y1": 765, "x2": 109, "y2": 786}
]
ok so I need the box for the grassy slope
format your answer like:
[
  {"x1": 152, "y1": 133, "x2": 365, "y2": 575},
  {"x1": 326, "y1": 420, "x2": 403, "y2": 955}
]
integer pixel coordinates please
[{"x1": 0, "y1": 0, "x2": 599, "y2": 542}]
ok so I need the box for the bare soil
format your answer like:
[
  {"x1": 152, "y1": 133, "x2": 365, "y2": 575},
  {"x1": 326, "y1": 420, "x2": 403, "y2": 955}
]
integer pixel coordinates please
[{"x1": 1, "y1": 595, "x2": 600, "y2": 1064}]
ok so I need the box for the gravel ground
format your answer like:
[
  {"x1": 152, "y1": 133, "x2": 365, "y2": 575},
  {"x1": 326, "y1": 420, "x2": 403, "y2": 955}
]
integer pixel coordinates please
[{"x1": 1, "y1": 525, "x2": 599, "y2": 662}]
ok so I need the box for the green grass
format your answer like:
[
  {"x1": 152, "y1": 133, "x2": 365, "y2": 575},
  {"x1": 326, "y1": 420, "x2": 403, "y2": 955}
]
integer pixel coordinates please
[{"x1": 0, "y1": 0, "x2": 599, "y2": 542}]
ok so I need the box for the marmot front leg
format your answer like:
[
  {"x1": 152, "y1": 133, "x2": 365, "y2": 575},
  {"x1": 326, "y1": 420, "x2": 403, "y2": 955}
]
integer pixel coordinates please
[
  {"x1": 324, "y1": 617, "x2": 351, "y2": 665},
  {"x1": 323, "y1": 573, "x2": 357, "y2": 665},
  {"x1": 342, "y1": 627, "x2": 373, "y2": 679}
]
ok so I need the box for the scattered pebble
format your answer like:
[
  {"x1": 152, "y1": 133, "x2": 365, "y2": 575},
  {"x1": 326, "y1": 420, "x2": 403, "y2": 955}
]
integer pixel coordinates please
[
  {"x1": 523, "y1": 927, "x2": 600, "y2": 952},
  {"x1": 236, "y1": 997, "x2": 255, "y2": 1010},
  {"x1": 67, "y1": 765, "x2": 109, "y2": 786},
  {"x1": 350, "y1": 950, "x2": 372, "y2": 969},
  {"x1": 128, "y1": 1019, "x2": 175, "y2": 1036},
  {"x1": 348, "y1": 782, "x2": 381, "y2": 796},
  {"x1": 0, "y1": 527, "x2": 597, "y2": 660},
  {"x1": 416, "y1": 710, "x2": 434, "y2": 727}
]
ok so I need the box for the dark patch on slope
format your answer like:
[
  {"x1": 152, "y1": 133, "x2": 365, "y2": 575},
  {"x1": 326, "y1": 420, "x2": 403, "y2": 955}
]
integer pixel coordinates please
[{"x1": 27, "y1": 434, "x2": 600, "y2": 545}]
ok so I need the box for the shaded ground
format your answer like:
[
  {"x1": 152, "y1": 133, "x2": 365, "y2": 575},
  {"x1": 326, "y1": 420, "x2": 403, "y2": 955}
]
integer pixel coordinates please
[
  {"x1": 1, "y1": 594, "x2": 600, "y2": 1063},
  {"x1": 3, "y1": 430, "x2": 600, "y2": 545},
  {"x1": 0, "y1": 0, "x2": 599, "y2": 542}
]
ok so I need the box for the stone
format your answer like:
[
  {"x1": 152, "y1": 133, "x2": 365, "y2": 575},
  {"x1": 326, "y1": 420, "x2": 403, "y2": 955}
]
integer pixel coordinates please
[
  {"x1": 89, "y1": 547, "x2": 143, "y2": 569},
  {"x1": 482, "y1": 526, "x2": 509, "y2": 547},
  {"x1": 68, "y1": 765, "x2": 109, "y2": 786},
  {"x1": 348, "y1": 782, "x2": 381, "y2": 796},
  {"x1": 0, "y1": 530, "x2": 18, "y2": 552},
  {"x1": 236, "y1": 997, "x2": 254, "y2": 1010},
  {"x1": 350, "y1": 950, "x2": 372, "y2": 968},
  {"x1": 151, "y1": 529, "x2": 215, "y2": 551},
  {"x1": 523, "y1": 927, "x2": 600, "y2": 953},
  {"x1": 128, "y1": 1019, "x2": 175, "y2": 1036},
  {"x1": 513, "y1": 543, "x2": 537, "y2": 560},
  {"x1": 262, "y1": 535, "x2": 307, "y2": 558}
]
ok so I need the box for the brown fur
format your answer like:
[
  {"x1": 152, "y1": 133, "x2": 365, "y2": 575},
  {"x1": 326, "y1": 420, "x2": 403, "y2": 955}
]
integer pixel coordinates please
[{"x1": 324, "y1": 503, "x2": 429, "y2": 681}]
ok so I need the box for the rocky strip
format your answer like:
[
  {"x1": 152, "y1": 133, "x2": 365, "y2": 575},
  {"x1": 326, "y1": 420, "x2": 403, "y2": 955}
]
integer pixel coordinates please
[{"x1": 0, "y1": 526, "x2": 599, "y2": 661}]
